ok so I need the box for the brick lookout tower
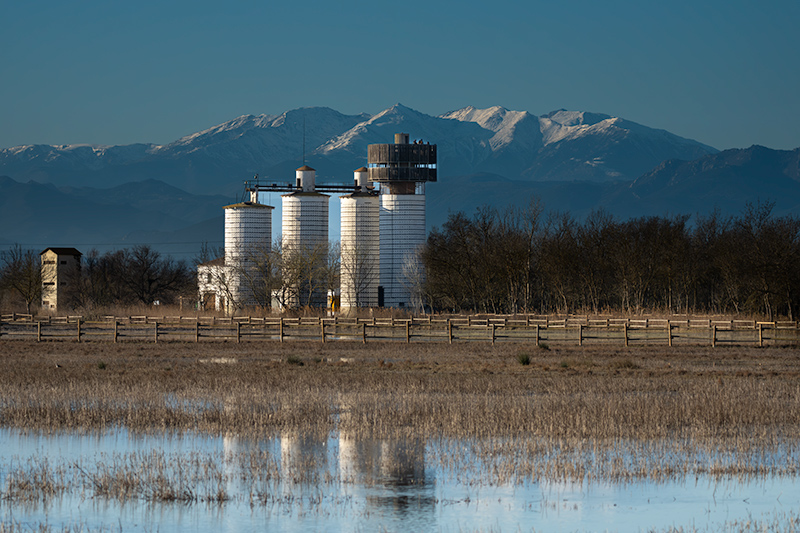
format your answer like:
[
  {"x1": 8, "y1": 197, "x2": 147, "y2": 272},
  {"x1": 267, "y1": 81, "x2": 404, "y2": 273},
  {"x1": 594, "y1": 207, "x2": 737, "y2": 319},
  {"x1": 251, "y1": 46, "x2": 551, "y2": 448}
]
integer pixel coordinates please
[{"x1": 368, "y1": 133, "x2": 437, "y2": 308}]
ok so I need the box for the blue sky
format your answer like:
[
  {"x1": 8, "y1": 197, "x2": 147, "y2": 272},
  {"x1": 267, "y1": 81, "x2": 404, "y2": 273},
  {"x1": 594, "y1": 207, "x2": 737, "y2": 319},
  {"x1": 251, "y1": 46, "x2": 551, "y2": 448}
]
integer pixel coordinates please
[{"x1": 2, "y1": 0, "x2": 799, "y2": 151}]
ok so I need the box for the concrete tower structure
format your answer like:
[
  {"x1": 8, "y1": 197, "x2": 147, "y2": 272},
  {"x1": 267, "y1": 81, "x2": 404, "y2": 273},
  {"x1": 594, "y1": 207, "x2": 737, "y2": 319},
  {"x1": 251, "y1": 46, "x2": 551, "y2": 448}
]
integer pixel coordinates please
[
  {"x1": 368, "y1": 133, "x2": 437, "y2": 308},
  {"x1": 220, "y1": 192, "x2": 273, "y2": 309},
  {"x1": 282, "y1": 165, "x2": 330, "y2": 308},
  {"x1": 40, "y1": 247, "x2": 82, "y2": 311},
  {"x1": 340, "y1": 167, "x2": 380, "y2": 311}
]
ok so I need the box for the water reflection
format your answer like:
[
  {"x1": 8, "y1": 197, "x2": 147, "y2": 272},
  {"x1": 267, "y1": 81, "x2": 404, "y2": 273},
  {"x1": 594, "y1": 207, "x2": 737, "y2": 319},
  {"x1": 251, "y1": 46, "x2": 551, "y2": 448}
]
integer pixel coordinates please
[{"x1": 0, "y1": 428, "x2": 798, "y2": 532}]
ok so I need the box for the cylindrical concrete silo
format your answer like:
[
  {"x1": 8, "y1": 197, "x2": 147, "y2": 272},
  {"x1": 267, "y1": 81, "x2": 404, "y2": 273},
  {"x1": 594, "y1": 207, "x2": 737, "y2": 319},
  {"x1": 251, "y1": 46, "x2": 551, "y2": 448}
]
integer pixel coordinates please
[
  {"x1": 379, "y1": 193, "x2": 426, "y2": 308},
  {"x1": 340, "y1": 167, "x2": 379, "y2": 310},
  {"x1": 224, "y1": 200, "x2": 273, "y2": 309},
  {"x1": 368, "y1": 133, "x2": 437, "y2": 309},
  {"x1": 282, "y1": 165, "x2": 329, "y2": 308}
]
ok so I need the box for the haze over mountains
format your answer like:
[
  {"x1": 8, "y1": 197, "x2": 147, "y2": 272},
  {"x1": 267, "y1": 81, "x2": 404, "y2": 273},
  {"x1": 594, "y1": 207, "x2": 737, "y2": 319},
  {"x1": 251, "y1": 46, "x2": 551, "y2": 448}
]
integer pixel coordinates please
[{"x1": 1, "y1": 104, "x2": 798, "y2": 256}]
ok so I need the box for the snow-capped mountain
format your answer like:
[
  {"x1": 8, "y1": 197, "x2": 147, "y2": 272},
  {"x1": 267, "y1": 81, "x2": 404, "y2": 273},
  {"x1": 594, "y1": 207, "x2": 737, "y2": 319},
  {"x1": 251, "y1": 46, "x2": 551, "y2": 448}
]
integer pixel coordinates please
[
  {"x1": 0, "y1": 107, "x2": 370, "y2": 192},
  {"x1": 0, "y1": 104, "x2": 717, "y2": 193}
]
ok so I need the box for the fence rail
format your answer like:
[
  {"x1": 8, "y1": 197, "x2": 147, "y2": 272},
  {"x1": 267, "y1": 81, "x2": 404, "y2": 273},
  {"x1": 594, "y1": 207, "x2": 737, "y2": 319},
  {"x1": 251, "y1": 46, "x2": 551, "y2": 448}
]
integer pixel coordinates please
[{"x1": 1, "y1": 314, "x2": 798, "y2": 346}]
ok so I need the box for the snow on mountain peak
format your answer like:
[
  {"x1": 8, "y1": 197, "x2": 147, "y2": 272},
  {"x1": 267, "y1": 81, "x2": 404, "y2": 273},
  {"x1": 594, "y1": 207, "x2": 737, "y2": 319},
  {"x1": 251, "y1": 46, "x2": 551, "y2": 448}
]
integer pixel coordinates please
[
  {"x1": 441, "y1": 106, "x2": 537, "y2": 150},
  {"x1": 539, "y1": 110, "x2": 624, "y2": 145}
]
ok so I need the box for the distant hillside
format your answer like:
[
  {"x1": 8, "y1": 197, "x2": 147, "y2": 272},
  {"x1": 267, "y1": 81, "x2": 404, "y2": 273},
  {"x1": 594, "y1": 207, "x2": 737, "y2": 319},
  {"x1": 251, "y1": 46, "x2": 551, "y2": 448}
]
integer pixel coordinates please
[
  {"x1": 606, "y1": 145, "x2": 800, "y2": 218},
  {"x1": 428, "y1": 146, "x2": 800, "y2": 228},
  {"x1": 3, "y1": 144, "x2": 800, "y2": 258},
  {"x1": 4, "y1": 106, "x2": 800, "y2": 256},
  {"x1": 0, "y1": 176, "x2": 227, "y2": 258}
]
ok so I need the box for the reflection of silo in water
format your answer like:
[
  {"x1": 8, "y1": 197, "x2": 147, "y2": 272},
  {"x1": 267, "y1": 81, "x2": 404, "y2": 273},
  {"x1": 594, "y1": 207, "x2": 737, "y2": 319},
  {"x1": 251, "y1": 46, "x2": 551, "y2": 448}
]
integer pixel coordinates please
[
  {"x1": 280, "y1": 431, "x2": 329, "y2": 485},
  {"x1": 338, "y1": 431, "x2": 359, "y2": 482},
  {"x1": 282, "y1": 165, "x2": 329, "y2": 308},
  {"x1": 379, "y1": 438, "x2": 426, "y2": 485},
  {"x1": 223, "y1": 433, "x2": 239, "y2": 497}
]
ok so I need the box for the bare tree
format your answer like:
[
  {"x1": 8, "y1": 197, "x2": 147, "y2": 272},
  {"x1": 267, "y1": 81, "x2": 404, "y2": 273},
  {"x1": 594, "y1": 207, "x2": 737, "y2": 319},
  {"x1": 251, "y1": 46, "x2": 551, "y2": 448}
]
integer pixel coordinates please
[
  {"x1": 340, "y1": 239, "x2": 378, "y2": 310},
  {"x1": 122, "y1": 245, "x2": 193, "y2": 305},
  {"x1": 280, "y1": 241, "x2": 333, "y2": 309},
  {"x1": 401, "y1": 250, "x2": 427, "y2": 314},
  {"x1": 237, "y1": 240, "x2": 282, "y2": 311},
  {"x1": 0, "y1": 244, "x2": 43, "y2": 313}
]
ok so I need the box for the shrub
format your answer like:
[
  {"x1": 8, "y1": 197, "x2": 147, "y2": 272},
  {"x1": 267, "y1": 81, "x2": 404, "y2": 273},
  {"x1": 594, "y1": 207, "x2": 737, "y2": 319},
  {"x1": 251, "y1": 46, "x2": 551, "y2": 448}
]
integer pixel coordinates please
[
  {"x1": 517, "y1": 352, "x2": 531, "y2": 366},
  {"x1": 610, "y1": 358, "x2": 640, "y2": 370}
]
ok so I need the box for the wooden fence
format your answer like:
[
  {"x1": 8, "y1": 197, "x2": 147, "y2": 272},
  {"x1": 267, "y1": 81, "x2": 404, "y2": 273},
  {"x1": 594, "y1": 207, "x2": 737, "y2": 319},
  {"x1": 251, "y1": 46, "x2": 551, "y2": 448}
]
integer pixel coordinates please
[{"x1": 1, "y1": 314, "x2": 798, "y2": 347}]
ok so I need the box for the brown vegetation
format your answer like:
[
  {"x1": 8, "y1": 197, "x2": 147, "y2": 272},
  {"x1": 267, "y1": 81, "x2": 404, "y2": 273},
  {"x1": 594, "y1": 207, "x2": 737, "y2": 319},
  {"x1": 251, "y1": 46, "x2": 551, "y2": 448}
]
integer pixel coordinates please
[
  {"x1": 1, "y1": 341, "x2": 798, "y2": 443},
  {"x1": 1, "y1": 341, "x2": 799, "y2": 516}
]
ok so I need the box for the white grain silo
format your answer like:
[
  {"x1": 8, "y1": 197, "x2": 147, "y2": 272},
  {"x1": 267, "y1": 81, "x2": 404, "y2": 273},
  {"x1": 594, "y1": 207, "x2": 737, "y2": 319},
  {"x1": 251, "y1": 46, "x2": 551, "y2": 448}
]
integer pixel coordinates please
[
  {"x1": 340, "y1": 167, "x2": 380, "y2": 310},
  {"x1": 223, "y1": 194, "x2": 273, "y2": 309},
  {"x1": 281, "y1": 165, "x2": 330, "y2": 308},
  {"x1": 368, "y1": 133, "x2": 437, "y2": 309},
  {"x1": 378, "y1": 193, "x2": 426, "y2": 308}
]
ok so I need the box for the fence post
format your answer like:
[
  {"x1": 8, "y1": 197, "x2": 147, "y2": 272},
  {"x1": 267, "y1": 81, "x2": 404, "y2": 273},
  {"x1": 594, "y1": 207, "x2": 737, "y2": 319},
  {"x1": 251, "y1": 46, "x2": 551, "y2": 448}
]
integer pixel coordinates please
[
  {"x1": 758, "y1": 323, "x2": 763, "y2": 347},
  {"x1": 280, "y1": 318, "x2": 284, "y2": 343},
  {"x1": 154, "y1": 321, "x2": 158, "y2": 343},
  {"x1": 623, "y1": 323, "x2": 628, "y2": 347},
  {"x1": 668, "y1": 324, "x2": 672, "y2": 347},
  {"x1": 712, "y1": 324, "x2": 717, "y2": 347},
  {"x1": 534, "y1": 324, "x2": 539, "y2": 345},
  {"x1": 77, "y1": 319, "x2": 81, "y2": 343},
  {"x1": 363, "y1": 322, "x2": 367, "y2": 344},
  {"x1": 237, "y1": 321, "x2": 241, "y2": 343},
  {"x1": 578, "y1": 324, "x2": 583, "y2": 347},
  {"x1": 321, "y1": 322, "x2": 326, "y2": 343},
  {"x1": 37, "y1": 320, "x2": 42, "y2": 342},
  {"x1": 448, "y1": 320, "x2": 453, "y2": 345},
  {"x1": 113, "y1": 320, "x2": 118, "y2": 343},
  {"x1": 406, "y1": 321, "x2": 411, "y2": 344},
  {"x1": 491, "y1": 323, "x2": 496, "y2": 346}
]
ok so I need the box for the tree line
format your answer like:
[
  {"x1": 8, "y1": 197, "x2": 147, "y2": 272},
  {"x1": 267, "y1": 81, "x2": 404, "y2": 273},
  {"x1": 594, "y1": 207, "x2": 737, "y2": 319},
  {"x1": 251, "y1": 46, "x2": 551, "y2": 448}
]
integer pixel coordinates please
[
  {"x1": 0, "y1": 245, "x2": 195, "y2": 312},
  {"x1": 419, "y1": 200, "x2": 800, "y2": 319},
  {"x1": 3, "y1": 199, "x2": 799, "y2": 318}
]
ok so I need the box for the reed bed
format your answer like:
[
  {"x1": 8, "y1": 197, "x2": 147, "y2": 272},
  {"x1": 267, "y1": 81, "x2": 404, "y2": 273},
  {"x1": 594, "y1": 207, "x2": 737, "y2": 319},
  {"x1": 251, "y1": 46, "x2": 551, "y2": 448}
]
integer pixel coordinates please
[
  {"x1": 1, "y1": 342, "x2": 799, "y2": 441},
  {"x1": 1, "y1": 341, "x2": 799, "y2": 497}
]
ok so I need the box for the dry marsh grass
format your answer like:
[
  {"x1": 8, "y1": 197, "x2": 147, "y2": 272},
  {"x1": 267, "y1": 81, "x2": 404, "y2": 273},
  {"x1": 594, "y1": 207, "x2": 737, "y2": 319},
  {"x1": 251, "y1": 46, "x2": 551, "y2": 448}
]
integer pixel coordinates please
[
  {"x1": 0, "y1": 341, "x2": 799, "y2": 441},
  {"x1": 1, "y1": 341, "x2": 800, "y2": 496}
]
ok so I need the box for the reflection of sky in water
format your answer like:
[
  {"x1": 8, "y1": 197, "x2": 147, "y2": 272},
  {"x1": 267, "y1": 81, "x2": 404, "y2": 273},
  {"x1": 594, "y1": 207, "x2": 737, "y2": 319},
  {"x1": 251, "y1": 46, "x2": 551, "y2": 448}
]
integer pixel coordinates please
[{"x1": 1, "y1": 428, "x2": 798, "y2": 532}]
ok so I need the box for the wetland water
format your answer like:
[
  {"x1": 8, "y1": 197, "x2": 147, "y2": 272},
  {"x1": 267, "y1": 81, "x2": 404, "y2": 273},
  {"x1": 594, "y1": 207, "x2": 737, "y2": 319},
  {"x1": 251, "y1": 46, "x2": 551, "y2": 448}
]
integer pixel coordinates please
[{"x1": 1, "y1": 428, "x2": 798, "y2": 532}]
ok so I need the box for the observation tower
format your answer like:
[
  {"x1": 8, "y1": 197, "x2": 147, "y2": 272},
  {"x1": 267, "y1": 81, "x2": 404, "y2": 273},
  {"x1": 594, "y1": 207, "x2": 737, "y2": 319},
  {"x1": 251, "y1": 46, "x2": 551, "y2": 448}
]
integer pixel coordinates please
[{"x1": 368, "y1": 133, "x2": 437, "y2": 308}]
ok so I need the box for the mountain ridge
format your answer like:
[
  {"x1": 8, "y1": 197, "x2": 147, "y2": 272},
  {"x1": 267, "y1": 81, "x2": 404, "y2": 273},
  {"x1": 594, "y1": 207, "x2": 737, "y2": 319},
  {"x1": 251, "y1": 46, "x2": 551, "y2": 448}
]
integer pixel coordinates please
[{"x1": 0, "y1": 104, "x2": 718, "y2": 193}]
